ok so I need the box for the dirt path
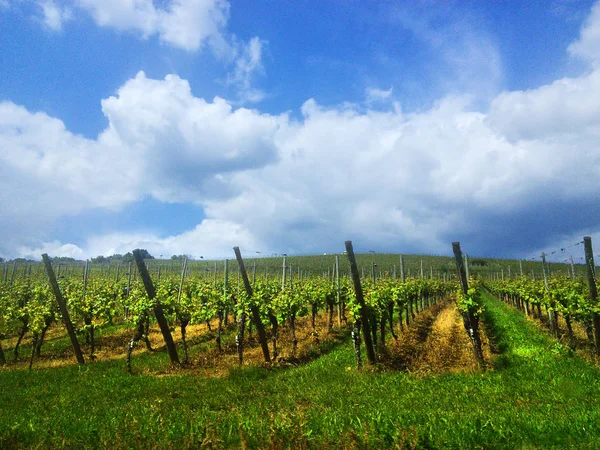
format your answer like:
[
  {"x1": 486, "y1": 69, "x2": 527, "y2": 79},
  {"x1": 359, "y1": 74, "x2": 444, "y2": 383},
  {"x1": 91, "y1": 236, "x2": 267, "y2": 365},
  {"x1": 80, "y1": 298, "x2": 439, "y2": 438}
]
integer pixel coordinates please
[
  {"x1": 387, "y1": 300, "x2": 491, "y2": 375},
  {"x1": 411, "y1": 303, "x2": 479, "y2": 374}
]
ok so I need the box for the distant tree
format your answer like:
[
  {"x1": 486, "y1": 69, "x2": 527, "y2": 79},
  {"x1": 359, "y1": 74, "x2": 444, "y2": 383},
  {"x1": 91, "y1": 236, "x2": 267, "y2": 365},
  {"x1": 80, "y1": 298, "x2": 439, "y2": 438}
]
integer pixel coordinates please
[
  {"x1": 91, "y1": 255, "x2": 107, "y2": 264},
  {"x1": 471, "y1": 259, "x2": 488, "y2": 267},
  {"x1": 106, "y1": 254, "x2": 123, "y2": 262},
  {"x1": 0, "y1": 257, "x2": 4, "y2": 263},
  {"x1": 12, "y1": 258, "x2": 34, "y2": 263},
  {"x1": 171, "y1": 254, "x2": 187, "y2": 261},
  {"x1": 51, "y1": 256, "x2": 78, "y2": 263}
]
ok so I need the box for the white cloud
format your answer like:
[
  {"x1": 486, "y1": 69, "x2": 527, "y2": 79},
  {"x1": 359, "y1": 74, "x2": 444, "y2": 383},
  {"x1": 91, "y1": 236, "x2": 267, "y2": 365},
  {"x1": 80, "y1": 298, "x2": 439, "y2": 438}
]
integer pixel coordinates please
[
  {"x1": 99, "y1": 71, "x2": 281, "y2": 201},
  {"x1": 17, "y1": 220, "x2": 258, "y2": 260},
  {"x1": 75, "y1": 0, "x2": 229, "y2": 52},
  {"x1": 226, "y1": 36, "x2": 267, "y2": 103},
  {"x1": 38, "y1": 0, "x2": 72, "y2": 31},
  {"x1": 19, "y1": 241, "x2": 85, "y2": 260},
  {"x1": 568, "y1": 1, "x2": 600, "y2": 66},
  {"x1": 389, "y1": 2, "x2": 503, "y2": 102},
  {"x1": 365, "y1": 86, "x2": 393, "y2": 104},
  {"x1": 487, "y1": 70, "x2": 600, "y2": 142},
  {"x1": 72, "y1": 0, "x2": 268, "y2": 102}
]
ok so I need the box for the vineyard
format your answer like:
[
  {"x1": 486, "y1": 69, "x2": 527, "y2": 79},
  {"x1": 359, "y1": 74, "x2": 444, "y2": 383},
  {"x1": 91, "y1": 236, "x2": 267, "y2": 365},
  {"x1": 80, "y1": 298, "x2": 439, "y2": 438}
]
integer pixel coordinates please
[{"x1": 1, "y1": 239, "x2": 600, "y2": 448}]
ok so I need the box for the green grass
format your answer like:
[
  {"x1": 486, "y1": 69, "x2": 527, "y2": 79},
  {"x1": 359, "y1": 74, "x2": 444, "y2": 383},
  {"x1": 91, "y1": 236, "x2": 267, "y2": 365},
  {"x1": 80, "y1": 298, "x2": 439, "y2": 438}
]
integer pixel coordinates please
[{"x1": 1, "y1": 291, "x2": 600, "y2": 449}]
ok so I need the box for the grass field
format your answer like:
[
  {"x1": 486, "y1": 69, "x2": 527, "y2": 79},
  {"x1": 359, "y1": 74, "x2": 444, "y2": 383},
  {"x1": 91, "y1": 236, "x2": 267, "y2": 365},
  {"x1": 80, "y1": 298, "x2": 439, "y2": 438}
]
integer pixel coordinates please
[{"x1": 2, "y1": 291, "x2": 600, "y2": 449}]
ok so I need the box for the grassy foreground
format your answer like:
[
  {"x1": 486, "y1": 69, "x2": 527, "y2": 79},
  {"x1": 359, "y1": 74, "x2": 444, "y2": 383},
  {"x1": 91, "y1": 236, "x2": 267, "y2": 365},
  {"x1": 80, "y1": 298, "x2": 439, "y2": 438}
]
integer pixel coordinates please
[{"x1": 1, "y1": 292, "x2": 600, "y2": 449}]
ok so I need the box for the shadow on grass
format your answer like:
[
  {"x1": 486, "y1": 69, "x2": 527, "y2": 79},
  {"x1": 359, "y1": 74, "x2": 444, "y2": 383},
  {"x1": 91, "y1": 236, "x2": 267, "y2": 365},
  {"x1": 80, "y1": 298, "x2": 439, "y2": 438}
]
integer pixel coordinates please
[
  {"x1": 480, "y1": 305, "x2": 512, "y2": 370},
  {"x1": 227, "y1": 328, "x2": 352, "y2": 381}
]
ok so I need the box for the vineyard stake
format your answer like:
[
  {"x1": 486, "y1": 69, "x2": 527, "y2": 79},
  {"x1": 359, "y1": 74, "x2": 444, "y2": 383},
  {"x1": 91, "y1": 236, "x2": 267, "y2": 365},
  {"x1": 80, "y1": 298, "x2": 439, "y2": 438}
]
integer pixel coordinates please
[
  {"x1": 541, "y1": 252, "x2": 558, "y2": 337},
  {"x1": 583, "y1": 237, "x2": 600, "y2": 355},
  {"x1": 177, "y1": 256, "x2": 188, "y2": 307},
  {"x1": 42, "y1": 253, "x2": 85, "y2": 365},
  {"x1": 335, "y1": 255, "x2": 341, "y2": 326},
  {"x1": 282, "y1": 256, "x2": 287, "y2": 290},
  {"x1": 233, "y1": 247, "x2": 271, "y2": 363},
  {"x1": 345, "y1": 241, "x2": 376, "y2": 365},
  {"x1": 133, "y1": 249, "x2": 180, "y2": 366},
  {"x1": 519, "y1": 260, "x2": 523, "y2": 277},
  {"x1": 452, "y1": 242, "x2": 485, "y2": 369}
]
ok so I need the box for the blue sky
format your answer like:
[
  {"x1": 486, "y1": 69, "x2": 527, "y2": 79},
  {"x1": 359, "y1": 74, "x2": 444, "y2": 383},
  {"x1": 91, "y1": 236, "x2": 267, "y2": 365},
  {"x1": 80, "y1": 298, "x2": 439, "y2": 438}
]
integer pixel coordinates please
[{"x1": 1, "y1": 0, "x2": 600, "y2": 262}]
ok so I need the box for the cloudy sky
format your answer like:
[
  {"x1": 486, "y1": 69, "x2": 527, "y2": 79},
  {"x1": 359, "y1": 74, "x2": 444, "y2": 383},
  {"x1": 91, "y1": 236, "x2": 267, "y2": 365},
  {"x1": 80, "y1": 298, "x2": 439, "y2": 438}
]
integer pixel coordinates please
[{"x1": 1, "y1": 0, "x2": 600, "y2": 262}]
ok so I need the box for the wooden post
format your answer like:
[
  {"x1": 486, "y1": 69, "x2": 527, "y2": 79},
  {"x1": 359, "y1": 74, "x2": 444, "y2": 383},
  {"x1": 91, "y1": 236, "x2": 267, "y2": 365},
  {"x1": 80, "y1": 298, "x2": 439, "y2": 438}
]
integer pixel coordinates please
[
  {"x1": 335, "y1": 255, "x2": 341, "y2": 326},
  {"x1": 452, "y1": 243, "x2": 484, "y2": 368},
  {"x1": 132, "y1": 250, "x2": 180, "y2": 366},
  {"x1": 233, "y1": 247, "x2": 271, "y2": 363},
  {"x1": 400, "y1": 255, "x2": 405, "y2": 281},
  {"x1": 10, "y1": 261, "x2": 16, "y2": 284},
  {"x1": 127, "y1": 261, "x2": 132, "y2": 293},
  {"x1": 570, "y1": 256, "x2": 576, "y2": 278},
  {"x1": 177, "y1": 256, "x2": 188, "y2": 306},
  {"x1": 541, "y1": 252, "x2": 558, "y2": 337},
  {"x1": 583, "y1": 237, "x2": 600, "y2": 355},
  {"x1": 345, "y1": 241, "x2": 376, "y2": 365},
  {"x1": 465, "y1": 254, "x2": 470, "y2": 280},
  {"x1": 420, "y1": 260, "x2": 424, "y2": 279},
  {"x1": 224, "y1": 259, "x2": 229, "y2": 300},
  {"x1": 41, "y1": 254, "x2": 85, "y2": 365},
  {"x1": 519, "y1": 260, "x2": 523, "y2": 277},
  {"x1": 281, "y1": 256, "x2": 287, "y2": 290},
  {"x1": 83, "y1": 260, "x2": 90, "y2": 299}
]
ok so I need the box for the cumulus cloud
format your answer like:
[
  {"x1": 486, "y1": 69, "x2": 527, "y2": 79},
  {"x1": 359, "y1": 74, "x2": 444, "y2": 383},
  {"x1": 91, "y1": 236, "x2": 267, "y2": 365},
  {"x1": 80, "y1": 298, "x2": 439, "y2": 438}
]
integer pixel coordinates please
[
  {"x1": 75, "y1": 0, "x2": 229, "y2": 52},
  {"x1": 38, "y1": 0, "x2": 72, "y2": 31},
  {"x1": 18, "y1": 241, "x2": 85, "y2": 260},
  {"x1": 100, "y1": 71, "x2": 281, "y2": 201},
  {"x1": 568, "y1": 1, "x2": 600, "y2": 65}
]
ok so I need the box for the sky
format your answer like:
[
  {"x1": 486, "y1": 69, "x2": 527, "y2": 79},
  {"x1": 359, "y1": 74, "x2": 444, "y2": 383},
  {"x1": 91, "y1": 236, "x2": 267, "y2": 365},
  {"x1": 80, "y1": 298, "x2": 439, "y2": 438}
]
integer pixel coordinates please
[{"x1": 1, "y1": 0, "x2": 600, "y2": 263}]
